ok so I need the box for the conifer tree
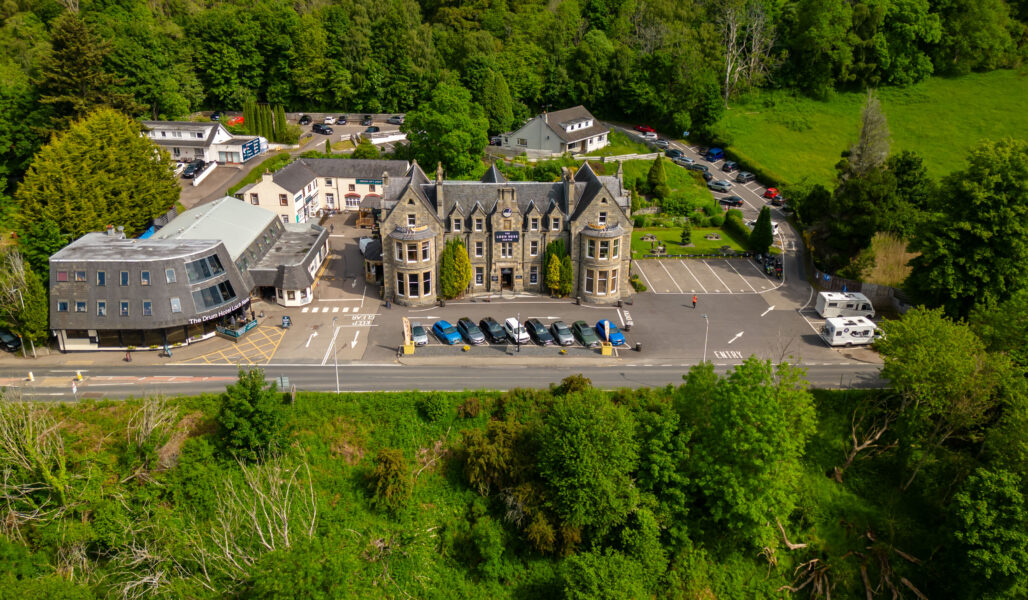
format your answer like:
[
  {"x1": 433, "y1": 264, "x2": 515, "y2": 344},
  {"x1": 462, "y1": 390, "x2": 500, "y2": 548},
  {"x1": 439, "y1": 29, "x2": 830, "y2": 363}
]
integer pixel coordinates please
[
  {"x1": 750, "y1": 206, "x2": 774, "y2": 255},
  {"x1": 439, "y1": 238, "x2": 472, "y2": 299},
  {"x1": 559, "y1": 255, "x2": 574, "y2": 297},
  {"x1": 646, "y1": 156, "x2": 670, "y2": 200}
]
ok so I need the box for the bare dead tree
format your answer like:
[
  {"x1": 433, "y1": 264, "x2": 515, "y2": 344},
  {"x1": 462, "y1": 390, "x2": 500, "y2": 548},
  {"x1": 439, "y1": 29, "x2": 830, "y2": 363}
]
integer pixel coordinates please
[
  {"x1": 778, "y1": 558, "x2": 833, "y2": 598},
  {"x1": 721, "y1": 0, "x2": 778, "y2": 106},
  {"x1": 121, "y1": 395, "x2": 176, "y2": 484},
  {"x1": 776, "y1": 517, "x2": 808, "y2": 550},
  {"x1": 720, "y1": 1, "x2": 744, "y2": 106},
  {"x1": 846, "y1": 90, "x2": 891, "y2": 178},
  {"x1": 745, "y1": 1, "x2": 776, "y2": 85},
  {"x1": 833, "y1": 402, "x2": 897, "y2": 483}
]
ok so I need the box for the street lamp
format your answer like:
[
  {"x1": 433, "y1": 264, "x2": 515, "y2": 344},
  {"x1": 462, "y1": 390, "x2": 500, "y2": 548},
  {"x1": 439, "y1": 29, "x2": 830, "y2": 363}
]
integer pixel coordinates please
[
  {"x1": 516, "y1": 311, "x2": 521, "y2": 353},
  {"x1": 701, "y1": 314, "x2": 709, "y2": 364},
  {"x1": 332, "y1": 316, "x2": 340, "y2": 393}
]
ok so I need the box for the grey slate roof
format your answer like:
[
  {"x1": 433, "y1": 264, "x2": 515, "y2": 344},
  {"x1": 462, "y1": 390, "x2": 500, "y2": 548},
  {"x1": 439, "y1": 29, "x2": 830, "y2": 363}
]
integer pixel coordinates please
[
  {"x1": 271, "y1": 161, "x2": 318, "y2": 194},
  {"x1": 300, "y1": 158, "x2": 410, "y2": 180},
  {"x1": 363, "y1": 239, "x2": 382, "y2": 262},
  {"x1": 50, "y1": 232, "x2": 220, "y2": 262},
  {"x1": 153, "y1": 197, "x2": 276, "y2": 261},
  {"x1": 248, "y1": 224, "x2": 328, "y2": 290},
  {"x1": 425, "y1": 181, "x2": 571, "y2": 218},
  {"x1": 142, "y1": 121, "x2": 220, "y2": 147},
  {"x1": 480, "y1": 164, "x2": 507, "y2": 183},
  {"x1": 541, "y1": 106, "x2": 609, "y2": 144}
]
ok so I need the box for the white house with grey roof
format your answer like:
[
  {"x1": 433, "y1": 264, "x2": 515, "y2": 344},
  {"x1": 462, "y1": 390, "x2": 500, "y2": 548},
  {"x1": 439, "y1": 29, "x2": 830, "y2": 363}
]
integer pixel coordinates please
[
  {"x1": 501, "y1": 106, "x2": 610, "y2": 156},
  {"x1": 142, "y1": 120, "x2": 263, "y2": 164},
  {"x1": 234, "y1": 158, "x2": 411, "y2": 224}
]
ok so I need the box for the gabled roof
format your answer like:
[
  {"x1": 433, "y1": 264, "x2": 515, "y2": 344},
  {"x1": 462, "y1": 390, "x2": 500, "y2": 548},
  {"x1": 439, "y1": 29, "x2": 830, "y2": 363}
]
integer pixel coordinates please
[
  {"x1": 142, "y1": 120, "x2": 222, "y2": 148},
  {"x1": 153, "y1": 196, "x2": 276, "y2": 261},
  {"x1": 299, "y1": 158, "x2": 410, "y2": 180},
  {"x1": 480, "y1": 164, "x2": 507, "y2": 183},
  {"x1": 271, "y1": 160, "x2": 318, "y2": 194},
  {"x1": 540, "y1": 106, "x2": 610, "y2": 144}
]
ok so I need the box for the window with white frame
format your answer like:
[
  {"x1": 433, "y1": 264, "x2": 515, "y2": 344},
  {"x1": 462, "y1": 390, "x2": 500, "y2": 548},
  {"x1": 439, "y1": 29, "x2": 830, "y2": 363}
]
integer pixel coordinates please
[
  {"x1": 325, "y1": 178, "x2": 333, "y2": 186},
  {"x1": 422, "y1": 271, "x2": 431, "y2": 296},
  {"x1": 475, "y1": 267, "x2": 484, "y2": 285},
  {"x1": 530, "y1": 217, "x2": 538, "y2": 230},
  {"x1": 406, "y1": 243, "x2": 418, "y2": 262},
  {"x1": 598, "y1": 211, "x2": 607, "y2": 225},
  {"x1": 530, "y1": 240, "x2": 538, "y2": 256},
  {"x1": 612, "y1": 238, "x2": 620, "y2": 259},
  {"x1": 453, "y1": 218, "x2": 462, "y2": 232},
  {"x1": 396, "y1": 272, "x2": 405, "y2": 296},
  {"x1": 475, "y1": 241, "x2": 483, "y2": 257},
  {"x1": 250, "y1": 193, "x2": 259, "y2": 205},
  {"x1": 585, "y1": 270, "x2": 594, "y2": 294},
  {"x1": 599, "y1": 241, "x2": 609, "y2": 259},
  {"x1": 408, "y1": 273, "x2": 419, "y2": 297},
  {"x1": 500, "y1": 242, "x2": 513, "y2": 258},
  {"x1": 326, "y1": 193, "x2": 335, "y2": 207},
  {"x1": 586, "y1": 239, "x2": 595, "y2": 258},
  {"x1": 475, "y1": 218, "x2": 483, "y2": 231},
  {"x1": 395, "y1": 241, "x2": 403, "y2": 260},
  {"x1": 421, "y1": 241, "x2": 430, "y2": 261},
  {"x1": 407, "y1": 214, "x2": 416, "y2": 226},
  {"x1": 551, "y1": 218, "x2": 560, "y2": 231}
]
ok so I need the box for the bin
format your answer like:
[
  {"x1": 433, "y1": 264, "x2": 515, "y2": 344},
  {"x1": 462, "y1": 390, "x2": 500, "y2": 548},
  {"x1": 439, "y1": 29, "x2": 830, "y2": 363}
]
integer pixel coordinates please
[{"x1": 635, "y1": 343, "x2": 642, "y2": 352}]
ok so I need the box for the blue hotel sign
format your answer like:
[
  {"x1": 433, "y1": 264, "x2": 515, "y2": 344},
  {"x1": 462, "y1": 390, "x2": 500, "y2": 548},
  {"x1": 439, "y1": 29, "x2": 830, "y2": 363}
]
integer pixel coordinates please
[
  {"x1": 241, "y1": 138, "x2": 260, "y2": 161},
  {"x1": 356, "y1": 179, "x2": 382, "y2": 185},
  {"x1": 494, "y1": 231, "x2": 520, "y2": 243}
]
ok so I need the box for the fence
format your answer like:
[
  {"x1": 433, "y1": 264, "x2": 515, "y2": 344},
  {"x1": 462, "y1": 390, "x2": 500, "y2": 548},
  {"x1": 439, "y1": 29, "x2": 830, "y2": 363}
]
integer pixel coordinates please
[
  {"x1": 814, "y1": 270, "x2": 912, "y2": 313},
  {"x1": 578, "y1": 152, "x2": 660, "y2": 163}
]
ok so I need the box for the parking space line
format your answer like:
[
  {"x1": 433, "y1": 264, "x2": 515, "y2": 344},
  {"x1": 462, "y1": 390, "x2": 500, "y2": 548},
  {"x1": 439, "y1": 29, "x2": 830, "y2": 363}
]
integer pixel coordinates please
[
  {"x1": 704, "y1": 261, "x2": 731, "y2": 293},
  {"x1": 746, "y1": 258, "x2": 775, "y2": 282},
  {"x1": 725, "y1": 260, "x2": 758, "y2": 293},
  {"x1": 678, "y1": 260, "x2": 707, "y2": 293},
  {"x1": 657, "y1": 260, "x2": 684, "y2": 293},
  {"x1": 332, "y1": 307, "x2": 339, "y2": 313},
  {"x1": 635, "y1": 263, "x2": 656, "y2": 291}
]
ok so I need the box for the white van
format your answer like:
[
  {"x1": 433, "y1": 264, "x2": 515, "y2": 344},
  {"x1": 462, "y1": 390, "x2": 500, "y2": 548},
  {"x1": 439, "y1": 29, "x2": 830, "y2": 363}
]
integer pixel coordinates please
[
  {"x1": 815, "y1": 291, "x2": 874, "y2": 319},
  {"x1": 820, "y1": 317, "x2": 880, "y2": 347}
]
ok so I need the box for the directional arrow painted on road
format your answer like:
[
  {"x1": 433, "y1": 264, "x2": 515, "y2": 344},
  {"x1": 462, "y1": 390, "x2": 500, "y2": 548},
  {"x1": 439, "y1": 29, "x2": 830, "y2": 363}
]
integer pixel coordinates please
[
  {"x1": 760, "y1": 306, "x2": 774, "y2": 317},
  {"x1": 351, "y1": 331, "x2": 360, "y2": 348},
  {"x1": 305, "y1": 331, "x2": 318, "y2": 348},
  {"x1": 351, "y1": 278, "x2": 358, "y2": 288},
  {"x1": 728, "y1": 331, "x2": 744, "y2": 344}
]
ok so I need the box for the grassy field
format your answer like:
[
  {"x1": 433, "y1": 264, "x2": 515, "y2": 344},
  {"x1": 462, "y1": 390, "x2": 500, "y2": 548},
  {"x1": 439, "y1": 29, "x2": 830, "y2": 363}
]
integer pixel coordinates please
[
  {"x1": 590, "y1": 129, "x2": 651, "y2": 157},
  {"x1": 227, "y1": 152, "x2": 293, "y2": 195},
  {"x1": 595, "y1": 158, "x2": 715, "y2": 212},
  {"x1": 863, "y1": 232, "x2": 919, "y2": 286},
  {"x1": 631, "y1": 226, "x2": 747, "y2": 258},
  {"x1": 715, "y1": 69, "x2": 1028, "y2": 186}
]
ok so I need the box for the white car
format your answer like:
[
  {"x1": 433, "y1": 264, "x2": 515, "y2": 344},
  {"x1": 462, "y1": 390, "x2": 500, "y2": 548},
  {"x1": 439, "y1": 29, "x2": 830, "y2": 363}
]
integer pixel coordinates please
[
  {"x1": 747, "y1": 220, "x2": 781, "y2": 235},
  {"x1": 641, "y1": 132, "x2": 658, "y2": 141},
  {"x1": 654, "y1": 139, "x2": 669, "y2": 149},
  {"x1": 503, "y1": 317, "x2": 530, "y2": 344},
  {"x1": 324, "y1": 116, "x2": 336, "y2": 125},
  {"x1": 673, "y1": 156, "x2": 695, "y2": 167}
]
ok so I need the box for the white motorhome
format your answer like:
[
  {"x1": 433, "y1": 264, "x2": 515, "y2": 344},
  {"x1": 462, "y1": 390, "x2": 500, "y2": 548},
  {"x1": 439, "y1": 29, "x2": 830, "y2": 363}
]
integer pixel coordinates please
[
  {"x1": 815, "y1": 291, "x2": 875, "y2": 319},
  {"x1": 820, "y1": 317, "x2": 880, "y2": 347}
]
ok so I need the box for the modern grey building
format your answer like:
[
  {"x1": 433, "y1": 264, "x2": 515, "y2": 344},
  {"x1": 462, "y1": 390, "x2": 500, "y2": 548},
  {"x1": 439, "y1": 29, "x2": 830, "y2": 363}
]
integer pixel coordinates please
[
  {"x1": 501, "y1": 106, "x2": 610, "y2": 156},
  {"x1": 49, "y1": 197, "x2": 329, "y2": 352}
]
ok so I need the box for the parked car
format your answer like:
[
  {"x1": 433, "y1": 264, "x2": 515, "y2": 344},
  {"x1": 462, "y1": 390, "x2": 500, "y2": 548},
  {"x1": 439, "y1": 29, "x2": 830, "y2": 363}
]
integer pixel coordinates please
[
  {"x1": 634, "y1": 124, "x2": 655, "y2": 133},
  {"x1": 705, "y1": 147, "x2": 725, "y2": 161},
  {"x1": 525, "y1": 319, "x2": 555, "y2": 346},
  {"x1": 503, "y1": 317, "x2": 530, "y2": 344},
  {"x1": 457, "y1": 317, "x2": 486, "y2": 345},
  {"x1": 550, "y1": 321, "x2": 575, "y2": 346},
  {"x1": 673, "y1": 156, "x2": 695, "y2": 167},
  {"x1": 312, "y1": 123, "x2": 333, "y2": 135},
  {"x1": 641, "y1": 132, "x2": 658, "y2": 141},
  {"x1": 181, "y1": 159, "x2": 205, "y2": 179},
  {"x1": 736, "y1": 171, "x2": 756, "y2": 183},
  {"x1": 665, "y1": 148, "x2": 683, "y2": 159},
  {"x1": 571, "y1": 320, "x2": 601, "y2": 348},
  {"x1": 298, "y1": 114, "x2": 312, "y2": 125},
  {"x1": 326, "y1": 116, "x2": 339, "y2": 125},
  {"x1": 210, "y1": 111, "x2": 222, "y2": 121},
  {"x1": 770, "y1": 196, "x2": 785, "y2": 207},
  {"x1": 0, "y1": 328, "x2": 21, "y2": 353},
  {"x1": 490, "y1": 136, "x2": 502, "y2": 146},
  {"x1": 721, "y1": 160, "x2": 738, "y2": 172},
  {"x1": 410, "y1": 324, "x2": 428, "y2": 346},
  {"x1": 595, "y1": 319, "x2": 626, "y2": 346},
  {"x1": 432, "y1": 320, "x2": 462, "y2": 345},
  {"x1": 386, "y1": 115, "x2": 405, "y2": 125},
  {"x1": 719, "y1": 195, "x2": 744, "y2": 207},
  {"x1": 337, "y1": 115, "x2": 348, "y2": 125},
  {"x1": 686, "y1": 163, "x2": 709, "y2": 174},
  {"x1": 365, "y1": 126, "x2": 380, "y2": 133},
  {"x1": 361, "y1": 115, "x2": 373, "y2": 126},
  {"x1": 702, "y1": 171, "x2": 714, "y2": 182},
  {"x1": 654, "y1": 139, "x2": 669, "y2": 149},
  {"x1": 708, "y1": 180, "x2": 733, "y2": 193},
  {"x1": 747, "y1": 219, "x2": 781, "y2": 235},
  {"x1": 764, "y1": 187, "x2": 781, "y2": 200},
  {"x1": 479, "y1": 317, "x2": 507, "y2": 344}
]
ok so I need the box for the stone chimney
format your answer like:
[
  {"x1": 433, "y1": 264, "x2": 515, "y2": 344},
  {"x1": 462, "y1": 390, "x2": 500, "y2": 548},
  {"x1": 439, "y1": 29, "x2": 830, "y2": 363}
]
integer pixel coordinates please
[
  {"x1": 382, "y1": 170, "x2": 389, "y2": 192},
  {"x1": 261, "y1": 170, "x2": 273, "y2": 183},
  {"x1": 562, "y1": 167, "x2": 575, "y2": 218},
  {"x1": 435, "y1": 162, "x2": 445, "y2": 221}
]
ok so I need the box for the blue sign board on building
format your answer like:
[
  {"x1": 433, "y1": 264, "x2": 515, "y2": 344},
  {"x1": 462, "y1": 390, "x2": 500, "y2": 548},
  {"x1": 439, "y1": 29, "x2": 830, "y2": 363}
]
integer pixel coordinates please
[
  {"x1": 241, "y1": 138, "x2": 260, "y2": 162},
  {"x1": 494, "y1": 231, "x2": 520, "y2": 243},
  {"x1": 356, "y1": 179, "x2": 382, "y2": 185}
]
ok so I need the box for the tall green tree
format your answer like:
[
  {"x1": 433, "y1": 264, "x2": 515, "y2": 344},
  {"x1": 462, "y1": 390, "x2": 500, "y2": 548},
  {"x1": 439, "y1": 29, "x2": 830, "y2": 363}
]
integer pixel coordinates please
[
  {"x1": 18, "y1": 218, "x2": 66, "y2": 277},
  {"x1": 907, "y1": 138, "x2": 1028, "y2": 317},
  {"x1": 14, "y1": 108, "x2": 179, "y2": 239},
  {"x1": 439, "y1": 238, "x2": 472, "y2": 299},
  {"x1": 0, "y1": 249, "x2": 48, "y2": 345},
  {"x1": 749, "y1": 206, "x2": 774, "y2": 255},
  {"x1": 646, "y1": 155, "x2": 670, "y2": 200},
  {"x1": 35, "y1": 12, "x2": 142, "y2": 121},
  {"x1": 402, "y1": 82, "x2": 488, "y2": 178},
  {"x1": 217, "y1": 368, "x2": 283, "y2": 461},
  {"x1": 558, "y1": 254, "x2": 574, "y2": 297},
  {"x1": 478, "y1": 70, "x2": 514, "y2": 135}
]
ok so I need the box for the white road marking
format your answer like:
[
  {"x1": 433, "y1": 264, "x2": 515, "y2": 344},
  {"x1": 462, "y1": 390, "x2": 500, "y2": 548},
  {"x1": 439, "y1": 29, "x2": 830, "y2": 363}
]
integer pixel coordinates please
[
  {"x1": 636, "y1": 263, "x2": 655, "y2": 291},
  {"x1": 657, "y1": 260, "x2": 684, "y2": 293},
  {"x1": 320, "y1": 325, "x2": 341, "y2": 365},
  {"x1": 310, "y1": 307, "x2": 319, "y2": 313},
  {"x1": 617, "y1": 308, "x2": 625, "y2": 327},
  {"x1": 301, "y1": 307, "x2": 309, "y2": 313},
  {"x1": 728, "y1": 331, "x2": 744, "y2": 344},
  {"x1": 332, "y1": 307, "x2": 339, "y2": 313},
  {"x1": 351, "y1": 330, "x2": 360, "y2": 348},
  {"x1": 305, "y1": 331, "x2": 318, "y2": 348},
  {"x1": 725, "y1": 260, "x2": 759, "y2": 293},
  {"x1": 679, "y1": 260, "x2": 707, "y2": 293},
  {"x1": 761, "y1": 306, "x2": 775, "y2": 317},
  {"x1": 351, "y1": 278, "x2": 357, "y2": 288},
  {"x1": 704, "y1": 261, "x2": 731, "y2": 293}
]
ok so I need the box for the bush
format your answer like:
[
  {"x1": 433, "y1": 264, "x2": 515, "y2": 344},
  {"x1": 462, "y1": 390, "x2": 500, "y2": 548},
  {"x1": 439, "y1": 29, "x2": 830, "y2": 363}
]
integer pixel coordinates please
[
  {"x1": 722, "y1": 213, "x2": 751, "y2": 249},
  {"x1": 709, "y1": 214, "x2": 725, "y2": 227},
  {"x1": 368, "y1": 448, "x2": 412, "y2": 512},
  {"x1": 630, "y1": 275, "x2": 647, "y2": 292},
  {"x1": 457, "y1": 397, "x2": 482, "y2": 418},
  {"x1": 217, "y1": 368, "x2": 283, "y2": 461},
  {"x1": 633, "y1": 215, "x2": 648, "y2": 228},
  {"x1": 417, "y1": 394, "x2": 450, "y2": 422},
  {"x1": 660, "y1": 195, "x2": 690, "y2": 216},
  {"x1": 553, "y1": 374, "x2": 592, "y2": 396}
]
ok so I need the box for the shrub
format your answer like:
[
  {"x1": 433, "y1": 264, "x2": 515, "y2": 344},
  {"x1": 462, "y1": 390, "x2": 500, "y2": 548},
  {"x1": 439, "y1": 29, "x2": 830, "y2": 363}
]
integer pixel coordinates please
[
  {"x1": 439, "y1": 238, "x2": 472, "y2": 299},
  {"x1": 723, "y1": 213, "x2": 751, "y2": 249},
  {"x1": 553, "y1": 374, "x2": 592, "y2": 396},
  {"x1": 633, "y1": 215, "x2": 648, "y2": 228},
  {"x1": 709, "y1": 214, "x2": 725, "y2": 227},
  {"x1": 417, "y1": 394, "x2": 450, "y2": 422},
  {"x1": 217, "y1": 368, "x2": 283, "y2": 461},
  {"x1": 660, "y1": 195, "x2": 689, "y2": 216},
  {"x1": 368, "y1": 448, "x2": 412, "y2": 512},
  {"x1": 630, "y1": 275, "x2": 647, "y2": 292},
  {"x1": 457, "y1": 397, "x2": 482, "y2": 418}
]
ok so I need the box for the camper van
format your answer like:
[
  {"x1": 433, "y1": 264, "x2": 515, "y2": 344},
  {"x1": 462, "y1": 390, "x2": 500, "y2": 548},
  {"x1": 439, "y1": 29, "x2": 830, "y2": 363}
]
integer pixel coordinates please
[
  {"x1": 815, "y1": 291, "x2": 875, "y2": 319},
  {"x1": 820, "y1": 317, "x2": 880, "y2": 347}
]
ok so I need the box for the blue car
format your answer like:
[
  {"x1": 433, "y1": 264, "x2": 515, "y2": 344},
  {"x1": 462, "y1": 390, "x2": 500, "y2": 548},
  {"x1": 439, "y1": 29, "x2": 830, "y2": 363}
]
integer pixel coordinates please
[
  {"x1": 432, "y1": 320, "x2": 462, "y2": 345},
  {"x1": 595, "y1": 319, "x2": 626, "y2": 346}
]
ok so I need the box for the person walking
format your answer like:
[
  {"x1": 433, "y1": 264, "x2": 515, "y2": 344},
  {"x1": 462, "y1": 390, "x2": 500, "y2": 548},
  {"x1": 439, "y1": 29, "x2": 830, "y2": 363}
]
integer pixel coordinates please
[{"x1": 692, "y1": 295, "x2": 698, "y2": 309}]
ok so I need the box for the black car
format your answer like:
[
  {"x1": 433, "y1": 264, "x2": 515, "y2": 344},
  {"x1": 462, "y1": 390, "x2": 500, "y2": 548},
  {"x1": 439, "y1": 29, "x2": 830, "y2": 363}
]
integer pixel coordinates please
[
  {"x1": 686, "y1": 163, "x2": 710, "y2": 174},
  {"x1": 736, "y1": 171, "x2": 756, "y2": 183},
  {"x1": 312, "y1": 123, "x2": 333, "y2": 135},
  {"x1": 298, "y1": 114, "x2": 312, "y2": 125},
  {"x1": 210, "y1": 111, "x2": 222, "y2": 121},
  {"x1": 664, "y1": 148, "x2": 684, "y2": 159},
  {"x1": 719, "y1": 195, "x2": 744, "y2": 207},
  {"x1": 365, "y1": 126, "x2": 380, "y2": 133},
  {"x1": 457, "y1": 317, "x2": 486, "y2": 345},
  {"x1": 721, "y1": 160, "x2": 738, "y2": 172},
  {"x1": 702, "y1": 171, "x2": 714, "y2": 182},
  {"x1": 361, "y1": 115, "x2": 373, "y2": 126},
  {"x1": 338, "y1": 115, "x2": 348, "y2": 125},
  {"x1": 478, "y1": 317, "x2": 507, "y2": 344},
  {"x1": 489, "y1": 136, "x2": 502, "y2": 146},
  {"x1": 0, "y1": 328, "x2": 21, "y2": 352},
  {"x1": 181, "y1": 159, "x2": 205, "y2": 179},
  {"x1": 525, "y1": 319, "x2": 555, "y2": 345}
]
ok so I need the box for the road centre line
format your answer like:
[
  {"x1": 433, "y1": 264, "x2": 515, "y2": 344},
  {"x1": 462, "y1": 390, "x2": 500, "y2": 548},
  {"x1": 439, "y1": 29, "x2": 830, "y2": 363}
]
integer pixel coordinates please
[
  {"x1": 656, "y1": 260, "x2": 684, "y2": 293},
  {"x1": 704, "y1": 261, "x2": 731, "y2": 292},
  {"x1": 678, "y1": 261, "x2": 707, "y2": 293}
]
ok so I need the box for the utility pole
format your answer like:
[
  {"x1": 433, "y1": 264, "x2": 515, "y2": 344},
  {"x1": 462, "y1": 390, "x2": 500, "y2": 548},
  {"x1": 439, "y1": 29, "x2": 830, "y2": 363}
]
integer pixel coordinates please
[
  {"x1": 332, "y1": 316, "x2": 340, "y2": 393},
  {"x1": 702, "y1": 314, "x2": 709, "y2": 363}
]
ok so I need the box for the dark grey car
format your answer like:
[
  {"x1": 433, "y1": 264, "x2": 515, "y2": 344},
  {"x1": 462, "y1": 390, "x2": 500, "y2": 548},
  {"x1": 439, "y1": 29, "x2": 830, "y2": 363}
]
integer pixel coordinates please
[
  {"x1": 525, "y1": 319, "x2": 555, "y2": 345},
  {"x1": 478, "y1": 317, "x2": 506, "y2": 343},
  {"x1": 457, "y1": 317, "x2": 486, "y2": 345},
  {"x1": 736, "y1": 171, "x2": 756, "y2": 183},
  {"x1": 550, "y1": 321, "x2": 575, "y2": 346}
]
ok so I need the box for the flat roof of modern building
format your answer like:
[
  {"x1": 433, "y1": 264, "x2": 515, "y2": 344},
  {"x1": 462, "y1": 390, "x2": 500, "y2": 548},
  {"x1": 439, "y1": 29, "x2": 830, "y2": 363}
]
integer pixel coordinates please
[
  {"x1": 154, "y1": 197, "x2": 276, "y2": 260},
  {"x1": 50, "y1": 232, "x2": 220, "y2": 262}
]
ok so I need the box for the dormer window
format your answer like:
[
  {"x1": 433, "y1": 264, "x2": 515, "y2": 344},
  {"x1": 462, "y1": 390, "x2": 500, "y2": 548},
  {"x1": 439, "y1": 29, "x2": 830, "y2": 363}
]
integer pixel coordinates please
[
  {"x1": 551, "y1": 218, "x2": 560, "y2": 231},
  {"x1": 475, "y1": 218, "x2": 483, "y2": 232},
  {"x1": 530, "y1": 217, "x2": 539, "y2": 231},
  {"x1": 453, "y1": 218, "x2": 462, "y2": 232}
]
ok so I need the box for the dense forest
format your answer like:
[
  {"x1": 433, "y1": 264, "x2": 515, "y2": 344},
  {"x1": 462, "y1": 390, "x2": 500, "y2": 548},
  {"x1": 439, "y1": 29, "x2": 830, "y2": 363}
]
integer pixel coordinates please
[
  {"x1": 1, "y1": 0, "x2": 1027, "y2": 191},
  {"x1": 1, "y1": 306, "x2": 1027, "y2": 599}
]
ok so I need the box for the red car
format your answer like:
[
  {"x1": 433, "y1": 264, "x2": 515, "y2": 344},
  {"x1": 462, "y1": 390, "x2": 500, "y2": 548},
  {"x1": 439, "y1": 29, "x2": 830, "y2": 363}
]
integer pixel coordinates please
[
  {"x1": 764, "y1": 187, "x2": 780, "y2": 199},
  {"x1": 634, "y1": 125, "x2": 655, "y2": 134}
]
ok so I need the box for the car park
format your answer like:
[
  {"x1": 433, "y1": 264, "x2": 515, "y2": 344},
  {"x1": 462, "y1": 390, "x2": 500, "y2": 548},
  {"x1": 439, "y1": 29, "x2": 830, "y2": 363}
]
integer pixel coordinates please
[
  {"x1": 736, "y1": 171, "x2": 756, "y2": 183},
  {"x1": 764, "y1": 187, "x2": 781, "y2": 200},
  {"x1": 634, "y1": 124, "x2": 655, "y2": 133},
  {"x1": 673, "y1": 156, "x2": 695, "y2": 167},
  {"x1": 432, "y1": 320, "x2": 462, "y2": 345},
  {"x1": 665, "y1": 148, "x2": 683, "y2": 159},
  {"x1": 410, "y1": 324, "x2": 428, "y2": 346},
  {"x1": 312, "y1": 123, "x2": 333, "y2": 135},
  {"x1": 386, "y1": 115, "x2": 404, "y2": 125},
  {"x1": 719, "y1": 195, "x2": 744, "y2": 207},
  {"x1": 479, "y1": 317, "x2": 507, "y2": 344},
  {"x1": 0, "y1": 328, "x2": 21, "y2": 353},
  {"x1": 366, "y1": 126, "x2": 380, "y2": 133},
  {"x1": 504, "y1": 318, "x2": 530, "y2": 344},
  {"x1": 708, "y1": 180, "x2": 732, "y2": 192},
  {"x1": 721, "y1": 161, "x2": 738, "y2": 172},
  {"x1": 705, "y1": 147, "x2": 724, "y2": 161},
  {"x1": 361, "y1": 115, "x2": 373, "y2": 126},
  {"x1": 571, "y1": 320, "x2": 601, "y2": 348},
  {"x1": 525, "y1": 319, "x2": 555, "y2": 346},
  {"x1": 181, "y1": 159, "x2": 205, "y2": 179},
  {"x1": 770, "y1": 195, "x2": 785, "y2": 207},
  {"x1": 595, "y1": 319, "x2": 626, "y2": 346},
  {"x1": 457, "y1": 317, "x2": 486, "y2": 345},
  {"x1": 298, "y1": 115, "x2": 312, "y2": 125},
  {"x1": 701, "y1": 171, "x2": 714, "y2": 182},
  {"x1": 654, "y1": 139, "x2": 669, "y2": 149},
  {"x1": 550, "y1": 321, "x2": 575, "y2": 346},
  {"x1": 324, "y1": 116, "x2": 336, "y2": 125}
]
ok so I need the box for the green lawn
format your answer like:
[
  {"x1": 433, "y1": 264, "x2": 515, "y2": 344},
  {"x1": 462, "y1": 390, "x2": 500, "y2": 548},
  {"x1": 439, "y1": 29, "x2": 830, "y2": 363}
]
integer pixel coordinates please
[
  {"x1": 595, "y1": 159, "x2": 715, "y2": 212},
  {"x1": 714, "y1": 69, "x2": 1028, "y2": 186},
  {"x1": 631, "y1": 226, "x2": 747, "y2": 258},
  {"x1": 227, "y1": 152, "x2": 293, "y2": 195},
  {"x1": 591, "y1": 129, "x2": 652, "y2": 156}
]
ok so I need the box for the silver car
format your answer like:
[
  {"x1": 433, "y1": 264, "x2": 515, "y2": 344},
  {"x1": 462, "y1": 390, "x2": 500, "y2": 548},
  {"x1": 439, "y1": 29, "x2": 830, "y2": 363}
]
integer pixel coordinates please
[
  {"x1": 410, "y1": 324, "x2": 428, "y2": 346},
  {"x1": 550, "y1": 321, "x2": 575, "y2": 346},
  {"x1": 673, "y1": 156, "x2": 695, "y2": 167}
]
